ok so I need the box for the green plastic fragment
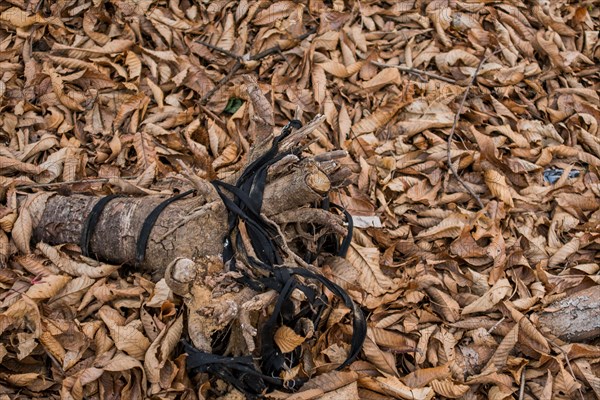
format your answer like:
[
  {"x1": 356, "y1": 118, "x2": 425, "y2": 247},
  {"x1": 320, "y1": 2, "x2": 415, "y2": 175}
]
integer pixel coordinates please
[{"x1": 224, "y1": 97, "x2": 243, "y2": 114}]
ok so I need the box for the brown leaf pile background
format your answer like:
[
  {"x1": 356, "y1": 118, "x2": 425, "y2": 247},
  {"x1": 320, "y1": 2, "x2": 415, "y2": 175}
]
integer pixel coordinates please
[{"x1": 0, "y1": 0, "x2": 599, "y2": 399}]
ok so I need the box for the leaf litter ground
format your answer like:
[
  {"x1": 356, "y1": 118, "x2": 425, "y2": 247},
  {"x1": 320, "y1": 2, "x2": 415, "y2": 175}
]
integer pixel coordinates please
[{"x1": 0, "y1": 1, "x2": 600, "y2": 399}]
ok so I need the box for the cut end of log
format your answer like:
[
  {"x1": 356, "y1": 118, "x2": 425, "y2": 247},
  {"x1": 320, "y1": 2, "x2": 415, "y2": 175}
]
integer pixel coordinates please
[
  {"x1": 306, "y1": 170, "x2": 331, "y2": 195},
  {"x1": 165, "y1": 258, "x2": 198, "y2": 296}
]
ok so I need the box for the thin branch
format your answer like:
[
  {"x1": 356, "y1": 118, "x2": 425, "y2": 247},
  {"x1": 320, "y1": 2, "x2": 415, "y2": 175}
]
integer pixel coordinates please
[
  {"x1": 261, "y1": 212, "x2": 323, "y2": 276},
  {"x1": 200, "y1": 61, "x2": 242, "y2": 105},
  {"x1": 279, "y1": 114, "x2": 327, "y2": 153},
  {"x1": 372, "y1": 61, "x2": 457, "y2": 84},
  {"x1": 487, "y1": 316, "x2": 506, "y2": 334},
  {"x1": 446, "y1": 48, "x2": 501, "y2": 211}
]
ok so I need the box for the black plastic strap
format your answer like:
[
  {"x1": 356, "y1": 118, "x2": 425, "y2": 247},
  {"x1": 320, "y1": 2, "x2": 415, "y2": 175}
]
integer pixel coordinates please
[
  {"x1": 288, "y1": 267, "x2": 366, "y2": 369},
  {"x1": 135, "y1": 189, "x2": 195, "y2": 266},
  {"x1": 187, "y1": 120, "x2": 365, "y2": 396},
  {"x1": 183, "y1": 340, "x2": 305, "y2": 399},
  {"x1": 305, "y1": 200, "x2": 353, "y2": 262},
  {"x1": 80, "y1": 194, "x2": 122, "y2": 257},
  {"x1": 330, "y1": 202, "x2": 353, "y2": 258}
]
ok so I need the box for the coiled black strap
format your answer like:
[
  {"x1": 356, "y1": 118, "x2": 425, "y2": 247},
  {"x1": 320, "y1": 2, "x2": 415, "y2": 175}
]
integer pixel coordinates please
[{"x1": 184, "y1": 120, "x2": 366, "y2": 397}]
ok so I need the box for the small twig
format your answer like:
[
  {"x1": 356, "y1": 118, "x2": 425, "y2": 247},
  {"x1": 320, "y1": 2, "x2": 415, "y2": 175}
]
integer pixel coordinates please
[
  {"x1": 279, "y1": 114, "x2": 327, "y2": 153},
  {"x1": 446, "y1": 48, "x2": 501, "y2": 211},
  {"x1": 312, "y1": 150, "x2": 348, "y2": 162},
  {"x1": 487, "y1": 316, "x2": 506, "y2": 334},
  {"x1": 372, "y1": 61, "x2": 457, "y2": 84},
  {"x1": 175, "y1": 159, "x2": 216, "y2": 199},
  {"x1": 275, "y1": 47, "x2": 291, "y2": 69},
  {"x1": 200, "y1": 61, "x2": 242, "y2": 105},
  {"x1": 261, "y1": 213, "x2": 322, "y2": 276},
  {"x1": 518, "y1": 366, "x2": 526, "y2": 400}
]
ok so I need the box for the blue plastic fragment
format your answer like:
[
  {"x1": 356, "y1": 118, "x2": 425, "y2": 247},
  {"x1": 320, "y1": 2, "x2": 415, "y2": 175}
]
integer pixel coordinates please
[{"x1": 543, "y1": 168, "x2": 580, "y2": 184}]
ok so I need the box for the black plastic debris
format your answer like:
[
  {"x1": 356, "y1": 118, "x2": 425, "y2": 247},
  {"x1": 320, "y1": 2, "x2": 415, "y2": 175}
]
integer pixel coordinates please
[{"x1": 184, "y1": 121, "x2": 367, "y2": 397}]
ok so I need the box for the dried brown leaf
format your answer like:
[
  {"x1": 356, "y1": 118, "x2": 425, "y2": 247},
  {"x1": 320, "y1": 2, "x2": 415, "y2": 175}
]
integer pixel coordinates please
[
  {"x1": 430, "y1": 379, "x2": 470, "y2": 399},
  {"x1": 363, "y1": 330, "x2": 399, "y2": 376},
  {"x1": 352, "y1": 97, "x2": 408, "y2": 135},
  {"x1": 99, "y1": 307, "x2": 150, "y2": 360},
  {"x1": 462, "y1": 279, "x2": 511, "y2": 315},
  {"x1": 347, "y1": 243, "x2": 394, "y2": 297},
  {"x1": 274, "y1": 325, "x2": 306, "y2": 353},
  {"x1": 481, "y1": 323, "x2": 519, "y2": 374},
  {"x1": 26, "y1": 275, "x2": 71, "y2": 301},
  {"x1": 37, "y1": 243, "x2": 119, "y2": 278},
  {"x1": 484, "y1": 169, "x2": 514, "y2": 208},
  {"x1": 375, "y1": 376, "x2": 435, "y2": 400}
]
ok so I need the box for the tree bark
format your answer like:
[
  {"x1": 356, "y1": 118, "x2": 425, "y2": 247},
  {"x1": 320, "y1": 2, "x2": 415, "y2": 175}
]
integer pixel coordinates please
[{"x1": 537, "y1": 286, "x2": 600, "y2": 342}]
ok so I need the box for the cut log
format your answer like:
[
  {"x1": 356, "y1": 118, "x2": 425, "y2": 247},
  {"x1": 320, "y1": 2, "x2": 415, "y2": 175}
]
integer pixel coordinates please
[
  {"x1": 537, "y1": 286, "x2": 600, "y2": 342},
  {"x1": 27, "y1": 166, "x2": 332, "y2": 279}
]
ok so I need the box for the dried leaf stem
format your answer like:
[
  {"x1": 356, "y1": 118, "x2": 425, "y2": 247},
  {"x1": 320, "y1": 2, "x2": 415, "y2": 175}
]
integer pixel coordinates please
[
  {"x1": 200, "y1": 62, "x2": 243, "y2": 105},
  {"x1": 446, "y1": 49, "x2": 501, "y2": 211}
]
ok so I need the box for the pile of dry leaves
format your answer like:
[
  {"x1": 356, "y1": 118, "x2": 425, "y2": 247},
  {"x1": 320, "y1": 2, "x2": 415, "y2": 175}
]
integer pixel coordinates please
[{"x1": 1, "y1": 0, "x2": 599, "y2": 399}]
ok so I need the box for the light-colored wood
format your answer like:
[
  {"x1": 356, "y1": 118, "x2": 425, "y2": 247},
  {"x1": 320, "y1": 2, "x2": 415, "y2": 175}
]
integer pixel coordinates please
[{"x1": 538, "y1": 286, "x2": 600, "y2": 341}]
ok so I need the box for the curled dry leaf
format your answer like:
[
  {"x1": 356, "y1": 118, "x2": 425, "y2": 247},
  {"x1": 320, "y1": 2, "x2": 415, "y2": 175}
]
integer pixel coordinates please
[
  {"x1": 548, "y1": 236, "x2": 580, "y2": 268},
  {"x1": 37, "y1": 243, "x2": 119, "y2": 278},
  {"x1": 13, "y1": 193, "x2": 54, "y2": 254},
  {"x1": 145, "y1": 279, "x2": 173, "y2": 307},
  {"x1": 347, "y1": 242, "x2": 394, "y2": 297},
  {"x1": 430, "y1": 379, "x2": 470, "y2": 399},
  {"x1": 375, "y1": 376, "x2": 435, "y2": 400},
  {"x1": 274, "y1": 325, "x2": 306, "y2": 353},
  {"x1": 403, "y1": 364, "x2": 451, "y2": 388},
  {"x1": 480, "y1": 324, "x2": 519, "y2": 375},
  {"x1": 144, "y1": 314, "x2": 183, "y2": 391},
  {"x1": 352, "y1": 96, "x2": 409, "y2": 135},
  {"x1": 25, "y1": 275, "x2": 71, "y2": 301}
]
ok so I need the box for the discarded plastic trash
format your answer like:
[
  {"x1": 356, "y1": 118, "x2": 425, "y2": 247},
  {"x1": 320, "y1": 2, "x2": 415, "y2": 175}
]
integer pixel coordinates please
[{"x1": 543, "y1": 168, "x2": 580, "y2": 184}]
